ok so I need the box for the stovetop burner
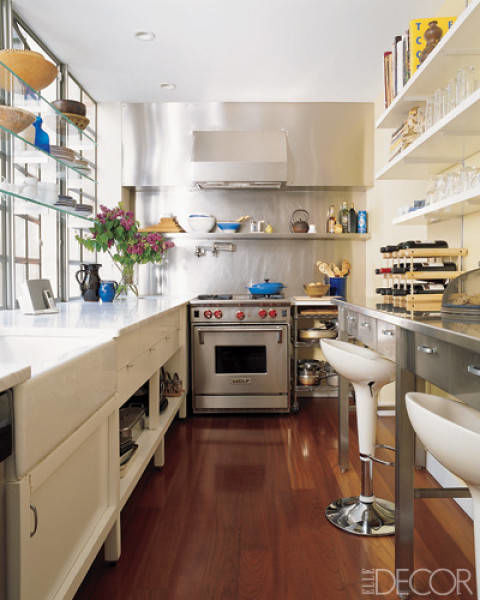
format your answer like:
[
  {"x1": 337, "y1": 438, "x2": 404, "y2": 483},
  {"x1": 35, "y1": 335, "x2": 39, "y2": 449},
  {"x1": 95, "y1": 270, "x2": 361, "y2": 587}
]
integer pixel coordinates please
[{"x1": 197, "y1": 294, "x2": 233, "y2": 300}]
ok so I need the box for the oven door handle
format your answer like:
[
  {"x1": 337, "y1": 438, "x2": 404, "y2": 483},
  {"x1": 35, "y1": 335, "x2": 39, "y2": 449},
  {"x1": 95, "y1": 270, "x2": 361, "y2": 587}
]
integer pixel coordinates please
[{"x1": 196, "y1": 326, "x2": 286, "y2": 346}]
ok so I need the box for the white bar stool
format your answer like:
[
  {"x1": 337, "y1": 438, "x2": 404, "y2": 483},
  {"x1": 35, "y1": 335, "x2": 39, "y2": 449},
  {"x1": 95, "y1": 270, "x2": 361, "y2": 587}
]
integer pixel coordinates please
[
  {"x1": 406, "y1": 392, "x2": 480, "y2": 600},
  {"x1": 321, "y1": 339, "x2": 396, "y2": 536}
]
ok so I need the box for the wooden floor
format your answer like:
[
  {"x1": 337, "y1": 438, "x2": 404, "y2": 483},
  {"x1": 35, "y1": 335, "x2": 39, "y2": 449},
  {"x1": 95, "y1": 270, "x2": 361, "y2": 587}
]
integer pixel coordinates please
[{"x1": 75, "y1": 398, "x2": 475, "y2": 600}]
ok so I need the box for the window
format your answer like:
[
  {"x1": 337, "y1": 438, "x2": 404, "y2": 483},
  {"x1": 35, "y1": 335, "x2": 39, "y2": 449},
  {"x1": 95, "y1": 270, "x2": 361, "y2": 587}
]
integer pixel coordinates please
[
  {"x1": 0, "y1": 14, "x2": 98, "y2": 307},
  {"x1": 0, "y1": 197, "x2": 6, "y2": 309},
  {"x1": 66, "y1": 75, "x2": 97, "y2": 298}
]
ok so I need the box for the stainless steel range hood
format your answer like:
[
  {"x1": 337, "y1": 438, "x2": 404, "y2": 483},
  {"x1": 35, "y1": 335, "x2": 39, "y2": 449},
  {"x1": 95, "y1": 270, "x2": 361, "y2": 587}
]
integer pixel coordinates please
[{"x1": 191, "y1": 130, "x2": 287, "y2": 190}]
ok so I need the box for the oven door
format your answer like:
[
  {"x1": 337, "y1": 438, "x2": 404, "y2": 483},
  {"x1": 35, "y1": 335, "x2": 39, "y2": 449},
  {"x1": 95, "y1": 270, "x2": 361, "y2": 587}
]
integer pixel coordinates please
[{"x1": 193, "y1": 325, "x2": 288, "y2": 396}]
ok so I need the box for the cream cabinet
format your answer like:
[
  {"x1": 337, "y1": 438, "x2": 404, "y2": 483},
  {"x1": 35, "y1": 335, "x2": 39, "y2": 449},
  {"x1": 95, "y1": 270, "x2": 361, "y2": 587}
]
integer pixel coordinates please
[
  {"x1": 6, "y1": 400, "x2": 118, "y2": 600},
  {"x1": 5, "y1": 303, "x2": 189, "y2": 600}
]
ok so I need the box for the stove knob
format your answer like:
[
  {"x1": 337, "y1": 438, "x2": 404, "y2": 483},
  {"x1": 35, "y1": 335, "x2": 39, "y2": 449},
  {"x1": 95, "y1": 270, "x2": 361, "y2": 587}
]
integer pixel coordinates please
[
  {"x1": 269, "y1": 309, "x2": 277, "y2": 318},
  {"x1": 236, "y1": 311, "x2": 245, "y2": 320},
  {"x1": 214, "y1": 310, "x2": 223, "y2": 319},
  {"x1": 258, "y1": 309, "x2": 267, "y2": 319},
  {"x1": 204, "y1": 310, "x2": 213, "y2": 319}
]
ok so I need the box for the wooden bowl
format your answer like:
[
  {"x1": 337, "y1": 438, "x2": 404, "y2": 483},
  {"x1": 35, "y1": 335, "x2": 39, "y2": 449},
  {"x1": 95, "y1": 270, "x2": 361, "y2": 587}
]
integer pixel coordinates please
[
  {"x1": 0, "y1": 106, "x2": 36, "y2": 134},
  {"x1": 0, "y1": 50, "x2": 57, "y2": 91},
  {"x1": 304, "y1": 282, "x2": 330, "y2": 297},
  {"x1": 63, "y1": 112, "x2": 90, "y2": 131},
  {"x1": 52, "y1": 99, "x2": 86, "y2": 117}
]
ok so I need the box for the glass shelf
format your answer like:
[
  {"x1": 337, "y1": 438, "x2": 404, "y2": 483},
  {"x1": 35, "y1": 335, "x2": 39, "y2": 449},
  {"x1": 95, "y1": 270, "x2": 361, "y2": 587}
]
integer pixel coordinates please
[
  {"x1": 0, "y1": 60, "x2": 96, "y2": 147},
  {"x1": 1, "y1": 187, "x2": 94, "y2": 224},
  {"x1": 0, "y1": 124, "x2": 97, "y2": 183}
]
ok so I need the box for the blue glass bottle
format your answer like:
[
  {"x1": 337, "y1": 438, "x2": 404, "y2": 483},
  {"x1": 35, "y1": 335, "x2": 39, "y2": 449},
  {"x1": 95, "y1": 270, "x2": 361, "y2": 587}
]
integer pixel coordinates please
[{"x1": 33, "y1": 116, "x2": 50, "y2": 153}]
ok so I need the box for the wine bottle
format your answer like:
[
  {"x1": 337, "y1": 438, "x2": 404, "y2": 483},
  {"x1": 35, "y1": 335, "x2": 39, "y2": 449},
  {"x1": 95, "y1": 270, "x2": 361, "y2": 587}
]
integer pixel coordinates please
[
  {"x1": 326, "y1": 205, "x2": 336, "y2": 233},
  {"x1": 339, "y1": 201, "x2": 349, "y2": 233},
  {"x1": 347, "y1": 203, "x2": 357, "y2": 233}
]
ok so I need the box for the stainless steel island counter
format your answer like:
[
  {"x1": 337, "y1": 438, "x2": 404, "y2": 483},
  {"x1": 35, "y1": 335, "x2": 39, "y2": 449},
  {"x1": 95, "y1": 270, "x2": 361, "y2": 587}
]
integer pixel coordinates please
[{"x1": 334, "y1": 299, "x2": 480, "y2": 599}]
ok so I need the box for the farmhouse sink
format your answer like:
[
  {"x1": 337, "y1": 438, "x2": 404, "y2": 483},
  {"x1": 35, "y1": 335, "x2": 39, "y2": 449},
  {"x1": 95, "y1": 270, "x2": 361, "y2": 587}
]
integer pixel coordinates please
[{"x1": 1, "y1": 332, "x2": 116, "y2": 478}]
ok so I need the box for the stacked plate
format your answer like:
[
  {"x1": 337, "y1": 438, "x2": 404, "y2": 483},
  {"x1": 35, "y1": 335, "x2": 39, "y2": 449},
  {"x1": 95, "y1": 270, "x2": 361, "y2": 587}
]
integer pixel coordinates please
[
  {"x1": 54, "y1": 194, "x2": 76, "y2": 208},
  {"x1": 50, "y1": 145, "x2": 76, "y2": 162},
  {"x1": 74, "y1": 203, "x2": 93, "y2": 215}
]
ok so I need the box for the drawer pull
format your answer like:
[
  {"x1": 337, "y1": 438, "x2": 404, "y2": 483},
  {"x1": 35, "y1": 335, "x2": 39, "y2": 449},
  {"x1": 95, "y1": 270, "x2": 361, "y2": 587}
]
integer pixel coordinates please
[
  {"x1": 467, "y1": 365, "x2": 480, "y2": 377},
  {"x1": 30, "y1": 504, "x2": 38, "y2": 537},
  {"x1": 361, "y1": 321, "x2": 370, "y2": 328},
  {"x1": 417, "y1": 345, "x2": 437, "y2": 355},
  {"x1": 126, "y1": 363, "x2": 134, "y2": 369},
  {"x1": 382, "y1": 329, "x2": 394, "y2": 337}
]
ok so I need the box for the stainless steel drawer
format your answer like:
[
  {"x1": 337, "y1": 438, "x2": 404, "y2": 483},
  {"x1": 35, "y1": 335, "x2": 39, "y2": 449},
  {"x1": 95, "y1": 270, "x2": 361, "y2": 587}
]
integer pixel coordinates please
[
  {"x1": 377, "y1": 321, "x2": 396, "y2": 361},
  {"x1": 357, "y1": 315, "x2": 376, "y2": 349},
  {"x1": 449, "y1": 347, "x2": 480, "y2": 400},
  {"x1": 413, "y1": 333, "x2": 453, "y2": 391}
]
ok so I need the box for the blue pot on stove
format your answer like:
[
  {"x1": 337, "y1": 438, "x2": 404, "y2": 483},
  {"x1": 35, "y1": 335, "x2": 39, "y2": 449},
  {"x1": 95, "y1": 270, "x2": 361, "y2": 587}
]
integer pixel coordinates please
[{"x1": 248, "y1": 279, "x2": 285, "y2": 296}]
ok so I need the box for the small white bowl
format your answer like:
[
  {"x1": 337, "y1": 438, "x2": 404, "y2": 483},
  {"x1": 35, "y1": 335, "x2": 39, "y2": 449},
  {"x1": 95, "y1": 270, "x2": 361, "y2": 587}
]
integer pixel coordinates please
[{"x1": 187, "y1": 214, "x2": 216, "y2": 233}]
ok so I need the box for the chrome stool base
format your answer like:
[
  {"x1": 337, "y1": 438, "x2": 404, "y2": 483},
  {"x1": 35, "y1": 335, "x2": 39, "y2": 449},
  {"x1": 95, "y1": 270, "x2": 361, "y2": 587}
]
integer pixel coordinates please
[{"x1": 325, "y1": 496, "x2": 395, "y2": 536}]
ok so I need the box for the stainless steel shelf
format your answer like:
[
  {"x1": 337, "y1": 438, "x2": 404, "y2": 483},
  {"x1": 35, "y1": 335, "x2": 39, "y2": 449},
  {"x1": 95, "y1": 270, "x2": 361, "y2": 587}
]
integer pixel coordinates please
[{"x1": 164, "y1": 232, "x2": 370, "y2": 241}]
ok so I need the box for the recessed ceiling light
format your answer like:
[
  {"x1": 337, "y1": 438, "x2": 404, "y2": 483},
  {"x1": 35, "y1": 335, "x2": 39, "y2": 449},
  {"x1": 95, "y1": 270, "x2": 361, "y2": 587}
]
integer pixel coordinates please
[
  {"x1": 160, "y1": 83, "x2": 176, "y2": 90},
  {"x1": 134, "y1": 31, "x2": 155, "y2": 42}
]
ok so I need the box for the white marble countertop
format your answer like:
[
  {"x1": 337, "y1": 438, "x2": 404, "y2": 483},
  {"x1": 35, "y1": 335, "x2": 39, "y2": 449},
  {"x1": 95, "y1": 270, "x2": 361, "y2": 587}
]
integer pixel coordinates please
[
  {"x1": 0, "y1": 295, "x2": 193, "y2": 338},
  {"x1": 0, "y1": 363, "x2": 30, "y2": 394},
  {"x1": 0, "y1": 295, "x2": 192, "y2": 390}
]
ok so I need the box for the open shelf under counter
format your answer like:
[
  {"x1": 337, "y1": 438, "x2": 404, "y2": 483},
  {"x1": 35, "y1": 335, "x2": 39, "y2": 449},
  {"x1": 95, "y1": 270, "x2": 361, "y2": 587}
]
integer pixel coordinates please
[
  {"x1": 119, "y1": 395, "x2": 183, "y2": 510},
  {"x1": 376, "y1": 0, "x2": 480, "y2": 129},
  {"x1": 393, "y1": 187, "x2": 480, "y2": 225},
  {"x1": 377, "y1": 86, "x2": 480, "y2": 180},
  {"x1": 165, "y1": 232, "x2": 370, "y2": 241},
  {"x1": 295, "y1": 384, "x2": 338, "y2": 398}
]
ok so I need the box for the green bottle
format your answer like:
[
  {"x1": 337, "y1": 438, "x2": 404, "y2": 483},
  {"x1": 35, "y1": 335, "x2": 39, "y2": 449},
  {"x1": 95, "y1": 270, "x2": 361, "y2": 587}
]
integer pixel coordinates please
[{"x1": 339, "y1": 201, "x2": 349, "y2": 233}]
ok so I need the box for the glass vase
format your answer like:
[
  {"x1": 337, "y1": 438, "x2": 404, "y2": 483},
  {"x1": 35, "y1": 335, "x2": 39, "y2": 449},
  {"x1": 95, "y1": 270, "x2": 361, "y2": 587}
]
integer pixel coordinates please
[{"x1": 116, "y1": 264, "x2": 139, "y2": 299}]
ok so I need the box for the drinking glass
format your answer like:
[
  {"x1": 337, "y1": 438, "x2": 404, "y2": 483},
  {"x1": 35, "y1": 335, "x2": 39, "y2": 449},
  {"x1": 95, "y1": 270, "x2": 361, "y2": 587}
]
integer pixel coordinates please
[
  {"x1": 466, "y1": 65, "x2": 478, "y2": 97},
  {"x1": 433, "y1": 88, "x2": 443, "y2": 123},
  {"x1": 459, "y1": 165, "x2": 475, "y2": 192},
  {"x1": 446, "y1": 79, "x2": 456, "y2": 112},
  {"x1": 441, "y1": 88, "x2": 449, "y2": 118},
  {"x1": 456, "y1": 68, "x2": 467, "y2": 105},
  {"x1": 425, "y1": 95, "x2": 435, "y2": 129},
  {"x1": 432, "y1": 175, "x2": 446, "y2": 202}
]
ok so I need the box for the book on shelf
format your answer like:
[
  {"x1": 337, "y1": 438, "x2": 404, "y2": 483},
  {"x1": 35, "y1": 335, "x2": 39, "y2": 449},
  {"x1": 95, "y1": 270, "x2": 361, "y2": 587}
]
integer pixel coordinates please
[
  {"x1": 383, "y1": 51, "x2": 392, "y2": 108},
  {"x1": 383, "y1": 16, "x2": 456, "y2": 109},
  {"x1": 409, "y1": 17, "x2": 456, "y2": 75}
]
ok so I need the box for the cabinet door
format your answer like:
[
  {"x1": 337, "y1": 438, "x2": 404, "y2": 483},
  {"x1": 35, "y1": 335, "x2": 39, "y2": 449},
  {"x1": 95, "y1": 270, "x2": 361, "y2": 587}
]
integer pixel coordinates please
[{"x1": 7, "y1": 417, "x2": 117, "y2": 600}]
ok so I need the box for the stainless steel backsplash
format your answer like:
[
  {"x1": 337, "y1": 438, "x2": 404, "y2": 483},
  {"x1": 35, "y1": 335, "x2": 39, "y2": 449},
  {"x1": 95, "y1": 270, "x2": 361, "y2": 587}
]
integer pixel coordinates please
[{"x1": 135, "y1": 188, "x2": 367, "y2": 303}]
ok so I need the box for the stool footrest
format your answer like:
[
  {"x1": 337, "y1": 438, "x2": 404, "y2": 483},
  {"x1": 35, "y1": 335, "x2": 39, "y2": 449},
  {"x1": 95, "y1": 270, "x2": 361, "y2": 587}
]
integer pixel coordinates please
[
  {"x1": 376, "y1": 443, "x2": 395, "y2": 453},
  {"x1": 361, "y1": 445, "x2": 396, "y2": 467},
  {"x1": 414, "y1": 487, "x2": 471, "y2": 499}
]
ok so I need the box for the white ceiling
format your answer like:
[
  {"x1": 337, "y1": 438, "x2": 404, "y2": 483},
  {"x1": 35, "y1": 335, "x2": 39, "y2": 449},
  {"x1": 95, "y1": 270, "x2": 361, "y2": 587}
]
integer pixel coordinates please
[{"x1": 14, "y1": 0, "x2": 445, "y2": 103}]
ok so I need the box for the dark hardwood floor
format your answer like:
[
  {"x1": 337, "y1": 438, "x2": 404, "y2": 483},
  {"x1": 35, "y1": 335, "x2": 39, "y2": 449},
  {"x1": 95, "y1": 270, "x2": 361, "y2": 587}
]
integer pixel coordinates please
[{"x1": 74, "y1": 398, "x2": 476, "y2": 600}]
